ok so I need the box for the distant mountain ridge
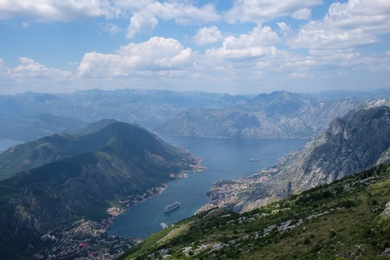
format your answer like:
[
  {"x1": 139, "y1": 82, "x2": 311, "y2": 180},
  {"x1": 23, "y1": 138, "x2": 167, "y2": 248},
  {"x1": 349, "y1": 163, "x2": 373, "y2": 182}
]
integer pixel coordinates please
[
  {"x1": 0, "y1": 120, "x2": 200, "y2": 258},
  {"x1": 0, "y1": 113, "x2": 87, "y2": 142},
  {"x1": 155, "y1": 91, "x2": 364, "y2": 138},
  {"x1": 1, "y1": 89, "x2": 388, "y2": 142},
  {"x1": 0, "y1": 89, "x2": 244, "y2": 133},
  {"x1": 201, "y1": 104, "x2": 390, "y2": 212}
]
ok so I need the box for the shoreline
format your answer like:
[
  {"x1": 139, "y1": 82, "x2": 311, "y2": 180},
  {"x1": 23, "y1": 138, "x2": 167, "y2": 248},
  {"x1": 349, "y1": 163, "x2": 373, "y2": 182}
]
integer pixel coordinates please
[
  {"x1": 105, "y1": 157, "x2": 206, "y2": 234},
  {"x1": 36, "y1": 156, "x2": 207, "y2": 259}
]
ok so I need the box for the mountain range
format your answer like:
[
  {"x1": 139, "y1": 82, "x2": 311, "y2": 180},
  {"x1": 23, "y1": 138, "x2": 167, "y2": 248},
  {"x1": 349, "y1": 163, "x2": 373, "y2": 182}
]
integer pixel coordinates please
[
  {"x1": 0, "y1": 113, "x2": 87, "y2": 142},
  {"x1": 0, "y1": 120, "x2": 200, "y2": 258},
  {"x1": 155, "y1": 91, "x2": 363, "y2": 138},
  {"x1": 1, "y1": 89, "x2": 388, "y2": 142}
]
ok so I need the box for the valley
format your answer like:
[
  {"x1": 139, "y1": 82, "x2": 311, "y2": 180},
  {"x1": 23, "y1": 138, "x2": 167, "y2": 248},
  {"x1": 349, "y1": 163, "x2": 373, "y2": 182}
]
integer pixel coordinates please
[
  {"x1": 0, "y1": 89, "x2": 389, "y2": 259},
  {"x1": 2, "y1": 2, "x2": 390, "y2": 258},
  {"x1": 108, "y1": 137, "x2": 307, "y2": 239}
]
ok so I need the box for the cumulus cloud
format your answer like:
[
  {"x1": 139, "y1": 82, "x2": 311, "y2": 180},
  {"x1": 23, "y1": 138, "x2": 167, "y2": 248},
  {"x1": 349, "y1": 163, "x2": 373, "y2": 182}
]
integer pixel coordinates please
[
  {"x1": 126, "y1": 2, "x2": 220, "y2": 38},
  {"x1": 10, "y1": 57, "x2": 71, "y2": 78},
  {"x1": 78, "y1": 36, "x2": 193, "y2": 77},
  {"x1": 193, "y1": 26, "x2": 223, "y2": 45},
  {"x1": 205, "y1": 26, "x2": 280, "y2": 59},
  {"x1": 148, "y1": 2, "x2": 219, "y2": 25},
  {"x1": 127, "y1": 11, "x2": 158, "y2": 38},
  {"x1": 0, "y1": 0, "x2": 107, "y2": 21},
  {"x1": 1, "y1": 1, "x2": 389, "y2": 94},
  {"x1": 0, "y1": 0, "x2": 220, "y2": 38},
  {"x1": 118, "y1": 37, "x2": 193, "y2": 68},
  {"x1": 292, "y1": 8, "x2": 311, "y2": 20},
  {"x1": 224, "y1": 0, "x2": 322, "y2": 23},
  {"x1": 291, "y1": 0, "x2": 390, "y2": 49}
]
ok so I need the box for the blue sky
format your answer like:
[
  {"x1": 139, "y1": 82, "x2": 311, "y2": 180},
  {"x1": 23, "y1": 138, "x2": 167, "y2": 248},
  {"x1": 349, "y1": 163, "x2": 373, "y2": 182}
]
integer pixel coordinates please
[{"x1": 0, "y1": 0, "x2": 389, "y2": 95}]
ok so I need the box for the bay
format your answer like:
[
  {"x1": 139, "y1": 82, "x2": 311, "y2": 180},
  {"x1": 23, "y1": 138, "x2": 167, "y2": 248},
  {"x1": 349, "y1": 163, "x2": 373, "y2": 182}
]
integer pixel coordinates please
[{"x1": 107, "y1": 136, "x2": 308, "y2": 239}]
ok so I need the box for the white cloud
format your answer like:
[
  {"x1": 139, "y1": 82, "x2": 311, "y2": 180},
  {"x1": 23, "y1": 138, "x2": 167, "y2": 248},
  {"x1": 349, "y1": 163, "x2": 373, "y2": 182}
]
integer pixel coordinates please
[
  {"x1": 224, "y1": 0, "x2": 322, "y2": 23},
  {"x1": 118, "y1": 37, "x2": 193, "y2": 68},
  {"x1": 1, "y1": 0, "x2": 389, "y2": 94},
  {"x1": 78, "y1": 36, "x2": 194, "y2": 77},
  {"x1": 0, "y1": 0, "x2": 220, "y2": 39},
  {"x1": 147, "y1": 2, "x2": 219, "y2": 25},
  {"x1": 127, "y1": 11, "x2": 158, "y2": 38},
  {"x1": 292, "y1": 8, "x2": 311, "y2": 20},
  {"x1": 77, "y1": 52, "x2": 141, "y2": 77},
  {"x1": 0, "y1": 57, "x2": 75, "y2": 93},
  {"x1": 291, "y1": 0, "x2": 390, "y2": 49},
  {"x1": 205, "y1": 26, "x2": 280, "y2": 59},
  {"x1": 193, "y1": 26, "x2": 223, "y2": 45},
  {"x1": 0, "y1": 0, "x2": 107, "y2": 21},
  {"x1": 10, "y1": 57, "x2": 71, "y2": 78},
  {"x1": 125, "y1": 2, "x2": 220, "y2": 38}
]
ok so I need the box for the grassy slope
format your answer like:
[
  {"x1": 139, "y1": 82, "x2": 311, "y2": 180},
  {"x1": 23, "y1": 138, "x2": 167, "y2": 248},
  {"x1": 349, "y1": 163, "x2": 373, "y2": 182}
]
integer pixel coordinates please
[{"x1": 122, "y1": 164, "x2": 390, "y2": 260}]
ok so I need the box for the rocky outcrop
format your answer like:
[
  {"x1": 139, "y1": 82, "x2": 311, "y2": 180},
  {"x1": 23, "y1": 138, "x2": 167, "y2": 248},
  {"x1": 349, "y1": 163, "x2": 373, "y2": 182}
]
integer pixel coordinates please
[
  {"x1": 267, "y1": 105, "x2": 390, "y2": 194},
  {"x1": 203, "y1": 104, "x2": 390, "y2": 213}
]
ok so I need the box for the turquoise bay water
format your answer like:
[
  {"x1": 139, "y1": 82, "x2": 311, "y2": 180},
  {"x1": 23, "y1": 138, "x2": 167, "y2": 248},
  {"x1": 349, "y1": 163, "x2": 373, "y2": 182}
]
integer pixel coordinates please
[{"x1": 108, "y1": 136, "x2": 308, "y2": 239}]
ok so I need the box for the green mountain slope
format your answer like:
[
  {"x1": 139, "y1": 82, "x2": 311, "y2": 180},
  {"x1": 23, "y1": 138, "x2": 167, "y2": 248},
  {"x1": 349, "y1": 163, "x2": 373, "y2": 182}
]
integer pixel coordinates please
[
  {"x1": 121, "y1": 164, "x2": 390, "y2": 260},
  {"x1": 0, "y1": 119, "x2": 181, "y2": 181},
  {"x1": 0, "y1": 120, "x2": 200, "y2": 258}
]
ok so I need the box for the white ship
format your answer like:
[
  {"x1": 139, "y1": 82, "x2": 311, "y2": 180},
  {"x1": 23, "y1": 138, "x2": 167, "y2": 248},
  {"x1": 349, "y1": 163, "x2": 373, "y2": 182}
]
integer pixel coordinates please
[{"x1": 164, "y1": 201, "x2": 180, "y2": 213}]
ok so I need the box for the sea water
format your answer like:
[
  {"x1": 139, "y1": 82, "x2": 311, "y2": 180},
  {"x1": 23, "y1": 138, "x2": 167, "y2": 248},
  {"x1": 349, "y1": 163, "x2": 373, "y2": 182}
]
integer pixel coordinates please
[{"x1": 108, "y1": 136, "x2": 308, "y2": 239}]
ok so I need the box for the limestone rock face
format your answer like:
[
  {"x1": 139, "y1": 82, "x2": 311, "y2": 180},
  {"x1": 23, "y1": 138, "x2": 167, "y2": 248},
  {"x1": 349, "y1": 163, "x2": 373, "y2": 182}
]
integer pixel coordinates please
[
  {"x1": 221, "y1": 105, "x2": 390, "y2": 212},
  {"x1": 282, "y1": 106, "x2": 390, "y2": 193}
]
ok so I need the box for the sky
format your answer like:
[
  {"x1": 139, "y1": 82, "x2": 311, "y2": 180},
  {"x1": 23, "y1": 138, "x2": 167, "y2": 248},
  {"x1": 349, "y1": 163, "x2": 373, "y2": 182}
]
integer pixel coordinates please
[{"x1": 0, "y1": 0, "x2": 389, "y2": 95}]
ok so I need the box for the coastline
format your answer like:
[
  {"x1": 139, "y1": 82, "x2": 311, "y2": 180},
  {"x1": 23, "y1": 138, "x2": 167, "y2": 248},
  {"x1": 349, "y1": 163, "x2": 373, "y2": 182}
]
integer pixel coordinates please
[
  {"x1": 36, "y1": 156, "x2": 206, "y2": 259},
  {"x1": 106, "y1": 156, "x2": 206, "y2": 231}
]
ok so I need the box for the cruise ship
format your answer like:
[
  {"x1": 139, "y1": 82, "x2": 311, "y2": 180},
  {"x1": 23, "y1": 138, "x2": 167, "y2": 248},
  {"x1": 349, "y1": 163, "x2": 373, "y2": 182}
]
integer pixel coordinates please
[{"x1": 164, "y1": 201, "x2": 180, "y2": 213}]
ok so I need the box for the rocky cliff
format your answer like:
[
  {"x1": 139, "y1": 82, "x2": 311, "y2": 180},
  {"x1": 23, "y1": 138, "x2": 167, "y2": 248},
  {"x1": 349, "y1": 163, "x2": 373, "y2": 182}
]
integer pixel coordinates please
[
  {"x1": 0, "y1": 120, "x2": 200, "y2": 258},
  {"x1": 202, "y1": 104, "x2": 390, "y2": 212}
]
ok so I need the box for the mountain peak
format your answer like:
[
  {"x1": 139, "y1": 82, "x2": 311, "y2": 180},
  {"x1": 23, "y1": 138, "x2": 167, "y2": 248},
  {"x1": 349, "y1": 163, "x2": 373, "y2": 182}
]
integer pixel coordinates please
[{"x1": 77, "y1": 119, "x2": 120, "y2": 136}]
